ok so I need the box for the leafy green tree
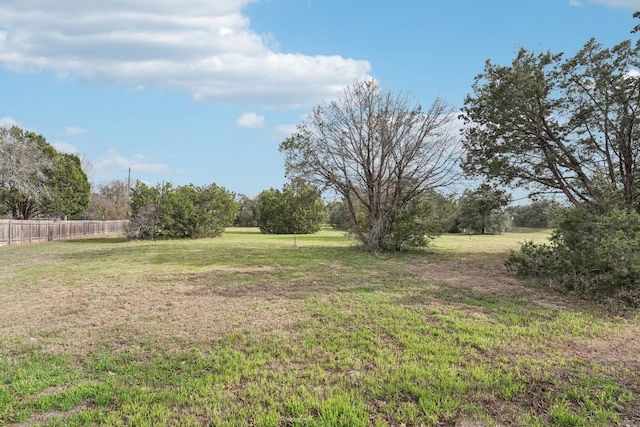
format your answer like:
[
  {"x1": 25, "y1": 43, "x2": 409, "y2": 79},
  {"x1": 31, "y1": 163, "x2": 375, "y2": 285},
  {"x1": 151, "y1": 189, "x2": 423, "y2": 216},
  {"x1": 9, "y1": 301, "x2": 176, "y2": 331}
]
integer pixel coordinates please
[
  {"x1": 461, "y1": 37, "x2": 640, "y2": 212},
  {"x1": 49, "y1": 152, "x2": 91, "y2": 219},
  {"x1": 422, "y1": 190, "x2": 460, "y2": 233},
  {"x1": 129, "y1": 180, "x2": 162, "y2": 219},
  {"x1": 171, "y1": 183, "x2": 238, "y2": 238},
  {"x1": 384, "y1": 193, "x2": 446, "y2": 251},
  {"x1": 280, "y1": 79, "x2": 460, "y2": 251},
  {"x1": 0, "y1": 126, "x2": 90, "y2": 219},
  {"x1": 326, "y1": 200, "x2": 351, "y2": 231},
  {"x1": 257, "y1": 181, "x2": 325, "y2": 234},
  {"x1": 509, "y1": 199, "x2": 566, "y2": 228},
  {"x1": 457, "y1": 184, "x2": 511, "y2": 234},
  {"x1": 127, "y1": 181, "x2": 165, "y2": 239},
  {"x1": 470, "y1": 24, "x2": 640, "y2": 303},
  {"x1": 160, "y1": 185, "x2": 202, "y2": 238},
  {"x1": 234, "y1": 194, "x2": 260, "y2": 227}
]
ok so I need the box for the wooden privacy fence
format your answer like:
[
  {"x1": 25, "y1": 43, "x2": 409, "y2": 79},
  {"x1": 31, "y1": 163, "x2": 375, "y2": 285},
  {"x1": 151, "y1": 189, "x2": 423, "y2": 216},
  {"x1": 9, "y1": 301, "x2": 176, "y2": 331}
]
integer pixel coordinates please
[{"x1": 0, "y1": 219, "x2": 128, "y2": 246}]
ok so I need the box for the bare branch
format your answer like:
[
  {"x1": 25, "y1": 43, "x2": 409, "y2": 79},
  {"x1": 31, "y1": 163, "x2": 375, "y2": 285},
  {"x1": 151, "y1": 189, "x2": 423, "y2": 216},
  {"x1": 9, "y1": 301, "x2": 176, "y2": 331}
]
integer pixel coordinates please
[{"x1": 280, "y1": 79, "x2": 461, "y2": 251}]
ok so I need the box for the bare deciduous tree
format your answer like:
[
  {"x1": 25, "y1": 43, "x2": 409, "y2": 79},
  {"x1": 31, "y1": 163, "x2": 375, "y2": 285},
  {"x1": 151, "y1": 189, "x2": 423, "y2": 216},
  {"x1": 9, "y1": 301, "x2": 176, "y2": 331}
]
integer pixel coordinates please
[
  {"x1": 280, "y1": 79, "x2": 461, "y2": 251},
  {"x1": 0, "y1": 126, "x2": 53, "y2": 219},
  {"x1": 87, "y1": 179, "x2": 131, "y2": 220}
]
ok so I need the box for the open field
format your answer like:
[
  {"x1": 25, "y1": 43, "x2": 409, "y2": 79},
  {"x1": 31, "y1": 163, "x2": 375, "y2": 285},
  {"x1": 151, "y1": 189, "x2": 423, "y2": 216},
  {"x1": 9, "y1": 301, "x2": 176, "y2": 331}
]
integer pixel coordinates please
[{"x1": 0, "y1": 228, "x2": 638, "y2": 426}]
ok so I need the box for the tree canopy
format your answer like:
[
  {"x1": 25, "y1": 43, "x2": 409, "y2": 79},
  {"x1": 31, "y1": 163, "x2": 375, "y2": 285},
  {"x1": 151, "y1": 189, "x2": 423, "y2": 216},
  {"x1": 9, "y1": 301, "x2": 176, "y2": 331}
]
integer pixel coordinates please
[
  {"x1": 482, "y1": 23, "x2": 640, "y2": 304},
  {"x1": 509, "y1": 199, "x2": 566, "y2": 229},
  {"x1": 280, "y1": 79, "x2": 460, "y2": 251},
  {"x1": 87, "y1": 179, "x2": 131, "y2": 220},
  {"x1": 457, "y1": 184, "x2": 511, "y2": 235},
  {"x1": 0, "y1": 126, "x2": 90, "y2": 219},
  {"x1": 127, "y1": 181, "x2": 238, "y2": 239},
  {"x1": 461, "y1": 38, "x2": 640, "y2": 212},
  {"x1": 257, "y1": 181, "x2": 325, "y2": 234}
]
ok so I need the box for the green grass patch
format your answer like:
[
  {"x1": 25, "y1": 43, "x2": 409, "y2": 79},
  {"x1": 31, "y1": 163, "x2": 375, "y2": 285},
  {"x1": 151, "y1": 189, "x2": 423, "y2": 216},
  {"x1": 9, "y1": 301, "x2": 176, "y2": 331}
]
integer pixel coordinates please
[{"x1": 0, "y1": 228, "x2": 637, "y2": 426}]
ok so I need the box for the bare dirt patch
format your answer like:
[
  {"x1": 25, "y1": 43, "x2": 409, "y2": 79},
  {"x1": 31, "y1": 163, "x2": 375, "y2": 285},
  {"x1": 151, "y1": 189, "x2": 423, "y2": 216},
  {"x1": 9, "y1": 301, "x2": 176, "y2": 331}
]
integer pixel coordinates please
[
  {"x1": 405, "y1": 255, "x2": 576, "y2": 310},
  {"x1": 0, "y1": 267, "x2": 303, "y2": 357}
]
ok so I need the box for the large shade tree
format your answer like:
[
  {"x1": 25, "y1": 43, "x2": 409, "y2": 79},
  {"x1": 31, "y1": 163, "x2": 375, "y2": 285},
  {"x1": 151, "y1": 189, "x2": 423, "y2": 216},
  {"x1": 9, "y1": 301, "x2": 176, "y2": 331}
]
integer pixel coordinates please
[
  {"x1": 0, "y1": 126, "x2": 89, "y2": 219},
  {"x1": 280, "y1": 79, "x2": 460, "y2": 251},
  {"x1": 0, "y1": 126, "x2": 52, "y2": 218},
  {"x1": 461, "y1": 37, "x2": 640, "y2": 212}
]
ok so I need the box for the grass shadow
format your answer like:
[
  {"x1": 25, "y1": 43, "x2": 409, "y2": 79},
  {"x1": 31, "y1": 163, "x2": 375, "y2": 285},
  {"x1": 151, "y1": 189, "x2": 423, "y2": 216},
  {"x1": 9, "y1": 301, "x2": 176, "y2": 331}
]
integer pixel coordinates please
[{"x1": 60, "y1": 236, "x2": 129, "y2": 244}]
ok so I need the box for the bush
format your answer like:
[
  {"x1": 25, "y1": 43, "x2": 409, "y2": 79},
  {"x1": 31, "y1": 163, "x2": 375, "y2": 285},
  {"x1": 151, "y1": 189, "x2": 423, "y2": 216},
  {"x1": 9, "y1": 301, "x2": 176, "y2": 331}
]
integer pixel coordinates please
[
  {"x1": 506, "y1": 207, "x2": 640, "y2": 305},
  {"x1": 257, "y1": 181, "x2": 325, "y2": 234},
  {"x1": 382, "y1": 196, "x2": 443, "y2": 251},
  {"x1": 126, "y1": 181, "x2": 238, "y2": 239}
]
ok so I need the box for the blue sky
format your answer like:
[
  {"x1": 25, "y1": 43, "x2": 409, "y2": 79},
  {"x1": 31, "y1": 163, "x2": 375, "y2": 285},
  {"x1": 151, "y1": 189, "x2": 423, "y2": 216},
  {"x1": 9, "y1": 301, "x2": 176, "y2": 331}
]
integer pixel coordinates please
[{"x1": 1, "y1": 0, "x2": 639, "y2": 198}]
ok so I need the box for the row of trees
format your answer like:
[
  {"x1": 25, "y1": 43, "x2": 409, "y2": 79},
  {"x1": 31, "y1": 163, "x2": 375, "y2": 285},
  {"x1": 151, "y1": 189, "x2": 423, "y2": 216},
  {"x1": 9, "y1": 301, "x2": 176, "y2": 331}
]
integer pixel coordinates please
[
  {"x1": 0, "y1": 118, "x2": 559, "y2": 243},
  {"x1": 0, "y1": 75, "x2": 565, "y2": 250},
  {"x1": 4, "y1": 12, "x2": 639, "y2": 302},
  {"x1": 241, "y1": 182, "x2": 563, "y2": 239}
]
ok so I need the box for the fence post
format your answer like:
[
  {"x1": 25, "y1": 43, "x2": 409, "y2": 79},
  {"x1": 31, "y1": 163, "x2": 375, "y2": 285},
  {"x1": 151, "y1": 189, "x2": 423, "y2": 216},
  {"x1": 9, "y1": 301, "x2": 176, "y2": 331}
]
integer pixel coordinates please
[{"x1": 8, "y1": 220, "x2": 11, "y2": 246}]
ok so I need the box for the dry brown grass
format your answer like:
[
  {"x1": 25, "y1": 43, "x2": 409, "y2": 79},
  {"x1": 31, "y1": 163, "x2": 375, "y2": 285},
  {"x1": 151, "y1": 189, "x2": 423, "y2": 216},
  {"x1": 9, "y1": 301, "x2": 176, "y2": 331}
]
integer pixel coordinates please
[
  {"x1": 405, "y1": 255, "x2": 576, "y2": 310},
  {"x1": 0, "y1": 264, "x2": 302, "y2": 357},
  {"x1": 1, "y1": 231, "x2": 639, "y2": 426}
]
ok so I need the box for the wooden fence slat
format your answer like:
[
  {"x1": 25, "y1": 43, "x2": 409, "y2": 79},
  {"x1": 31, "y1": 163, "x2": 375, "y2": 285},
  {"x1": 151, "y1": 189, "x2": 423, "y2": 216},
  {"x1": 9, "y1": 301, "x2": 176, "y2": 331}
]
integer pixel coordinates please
[{"x1": 0, "y1": 220, "x2": 128, "y2": 246}]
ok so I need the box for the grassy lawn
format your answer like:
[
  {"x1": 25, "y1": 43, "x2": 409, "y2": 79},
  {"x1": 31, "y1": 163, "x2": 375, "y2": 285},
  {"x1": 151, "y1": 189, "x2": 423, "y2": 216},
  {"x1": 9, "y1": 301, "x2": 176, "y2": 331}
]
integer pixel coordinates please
[{"x1": 0, "y1": 228, "x2": 638, "y2": 426}]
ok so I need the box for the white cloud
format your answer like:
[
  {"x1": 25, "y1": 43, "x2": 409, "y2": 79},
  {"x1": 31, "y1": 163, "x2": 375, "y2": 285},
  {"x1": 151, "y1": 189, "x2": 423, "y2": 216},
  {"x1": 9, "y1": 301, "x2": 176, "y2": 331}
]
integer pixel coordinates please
[
  {"x1": 570, "y1": 0, "x2": 582, "y2": 7},
  {"x1": 0, "y1": 116, "x2": 19, "y2": 128},
  {"x1": 274, "y1": 124, "x2": 298, "y2": 138},
  {"x1": 52, "y1": 141, "x2": 78, "y2": 153},
  {"x1": 0, "y1": 1, "x2": 371, "y2": 108},
  {"x1": 590, "y1": 0, "x2": 640, "y2": 8},
  {"x1": 64, "y1": 126, "x2": 87, "y2": 135},
  {"x1": 236, "y1": 112, "x2": 264, "y2": 128},
  {"x1": 94, "y1": 149, "x2": 183, "y2": 181}
]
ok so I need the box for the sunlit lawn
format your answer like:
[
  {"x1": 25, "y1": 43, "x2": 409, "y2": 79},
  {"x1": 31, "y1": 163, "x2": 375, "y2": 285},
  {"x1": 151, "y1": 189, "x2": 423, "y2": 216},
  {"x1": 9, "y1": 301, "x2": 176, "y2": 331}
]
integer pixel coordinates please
[{"x1": 0, "y1": 227, "x2": 638, "y2": 426}]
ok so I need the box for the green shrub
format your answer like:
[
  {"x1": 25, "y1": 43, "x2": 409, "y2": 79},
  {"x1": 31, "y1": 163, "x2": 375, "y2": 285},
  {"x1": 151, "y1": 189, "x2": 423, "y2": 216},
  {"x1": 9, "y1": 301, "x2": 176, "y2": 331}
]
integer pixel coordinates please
[
  {"x1": 382, "y1": 196, "x2": 442, "y2": 251},
  {"x1": 506, "y1": 207, "x2": 640, "y2": 305},
  {"x1": 257, "y1": 181, "x2": 325, "y2": 234},
  {"x1": 127, "y1": 181, "x2": 238, "y2": 240}
]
